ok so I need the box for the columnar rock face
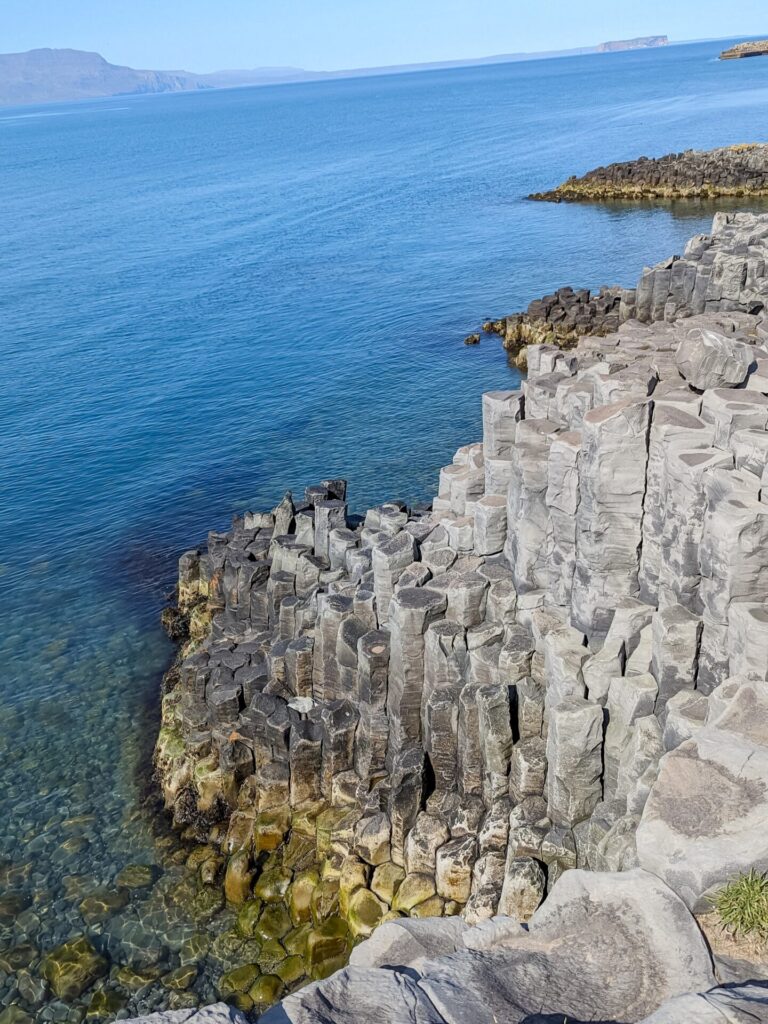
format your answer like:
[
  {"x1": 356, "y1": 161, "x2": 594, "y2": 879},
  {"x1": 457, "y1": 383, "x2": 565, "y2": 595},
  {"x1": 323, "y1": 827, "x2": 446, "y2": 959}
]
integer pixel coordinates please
[
  {"x1": 485, "y1": 212, "x2": 768, "y2": 357},
  {"x1": 635, "y1": 212, "x2": 768, "y2": 323},
  {"x1": 155, "y1": 216, "x2": 768, "y2": 1019}
]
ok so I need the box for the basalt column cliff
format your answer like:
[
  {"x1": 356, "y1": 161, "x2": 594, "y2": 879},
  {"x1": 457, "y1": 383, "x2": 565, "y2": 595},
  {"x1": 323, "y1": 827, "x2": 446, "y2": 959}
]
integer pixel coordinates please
[{"x1": 150, "y1": 213, "x2": 768, "y2": 1023}]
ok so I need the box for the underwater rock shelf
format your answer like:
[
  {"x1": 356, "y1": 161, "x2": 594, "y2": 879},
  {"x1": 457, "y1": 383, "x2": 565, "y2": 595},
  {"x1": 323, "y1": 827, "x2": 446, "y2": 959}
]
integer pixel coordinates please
[
  {"x1": 529, "y1": 144, "x2": 768, "y2": 202},
  {"x1": 148, "y1": 214, "x2": 768, "y2": 1023}
]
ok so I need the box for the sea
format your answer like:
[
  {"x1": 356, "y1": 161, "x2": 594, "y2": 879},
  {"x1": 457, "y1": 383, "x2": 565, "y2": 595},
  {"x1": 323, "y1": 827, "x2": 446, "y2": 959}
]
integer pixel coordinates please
[{"x1": 1, "y1": 36, "x2": 767, "y2": 1016}]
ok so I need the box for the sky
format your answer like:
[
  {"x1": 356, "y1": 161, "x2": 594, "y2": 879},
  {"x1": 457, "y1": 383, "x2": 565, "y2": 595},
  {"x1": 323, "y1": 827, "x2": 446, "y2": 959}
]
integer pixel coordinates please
[{"x1": 1, "y1": 0, "x2": 766, "y2": 72}]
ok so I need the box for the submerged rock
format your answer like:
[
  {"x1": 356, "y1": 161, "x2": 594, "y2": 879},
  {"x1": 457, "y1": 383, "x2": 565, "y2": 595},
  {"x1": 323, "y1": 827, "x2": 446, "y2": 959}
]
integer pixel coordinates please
[{"x1": 41, "y1": 935, "x2": 108, "y2": 1000}]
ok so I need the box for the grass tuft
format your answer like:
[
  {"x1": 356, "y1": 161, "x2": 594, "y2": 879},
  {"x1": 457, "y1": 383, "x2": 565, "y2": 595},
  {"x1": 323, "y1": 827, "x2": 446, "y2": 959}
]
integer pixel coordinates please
[{"x1": 713, "y1": 870, "x2": 768, "y2": 939}]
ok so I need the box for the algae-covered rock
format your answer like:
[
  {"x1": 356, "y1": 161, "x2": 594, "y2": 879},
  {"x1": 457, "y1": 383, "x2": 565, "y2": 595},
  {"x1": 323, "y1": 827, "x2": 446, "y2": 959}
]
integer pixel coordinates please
[
  {"x1": 178, "y1": 931, "x2": 210, "y2": 965},
  {"x1": 254, "y1": 866, "x2": 292, "y2": 903},
  {"x1": 235, "y1": 898, "x2": 264, "y2": 938},
  {"x1": 115, "y1": 964, "x2": 162, "y2": 990},
  {"x1": 310, "y1": 876, "x2": 340, "y2": 923},
  {"x1": 224, "y1": 849, "x2": 254, "y2": 905},
  {"x1": 288, "y1": 868, "x2": 319, "y2": 925},
  {"x1": 0, "y1": 1008, "x2": 34, "y2": 1024},
  {"x1": 256, "y1": 903, "x2": 292, "y2": 942},
  {"x1": 392, "y1": 872, "x2": 437, "y2": 913},
  {"x1": 191, "y1": 884, "x2": 224, "y2": 919},
  {"x1": 275, "y1": 954, "x2": 305, "y2": 985},
  {"x1": 79, "y1": 887, "x2": 129, "y2": 924},
  {"x1": 283, "y1": 923, "x2": 312, "y2": 959},
  {"x1": 0, "y1": 892, "x2": 31, "y2": 925},
  {"x1": 409, "y1": 894, "x2": 445, "y2": 918},
  {"x1": 218, "y1": 962, "x2": 260, "y2": 1000},
  {"x1": 186, "y1": 844, "x2": 218, "y2": 872},
  {"x1": 41, "y1": 936, "x2": 108, "y2": 999},
  {"x1": 249, "y1": 973, "x2": 285, "y2": 1012},
  {"x1": 282, "y1": 832, "x2": 316, "y2": 873},
  {"x1": 0, "y1": 943, "x2": 38, "y2": 972},
  {"x1": 200, "y1": 855, "x2": 224, "y2": 886},
  {"x1": 86, "y1": 987, "x2": 126, "y2": 1018},
  {"x1": 210, "y1": 929, "x2": 246, "y2": 964},
  {"x1": 347, "y1": 888, "x2": 388, "y2": 937},
  {"x1": 371, "y1": 862, "x2": 405, "y2": 905},
  {"x1": 254, "y1": 809, "x2": 291, "y2": 853},
  {"x1": 258, "y1": 938, "x2": 287, "y2": 975},
  {"x1": 338, "y1": 856, "x2": 369, "y2": 917},
  {"x1": 115, "y1": 863, "x2": 158, "y2": 890},
  {"x1": 162, "y1": 963, "x2": 198, "y2": 990},
  {"x1": 306, "y1": 918, "x2": 351, "y2": 981}
]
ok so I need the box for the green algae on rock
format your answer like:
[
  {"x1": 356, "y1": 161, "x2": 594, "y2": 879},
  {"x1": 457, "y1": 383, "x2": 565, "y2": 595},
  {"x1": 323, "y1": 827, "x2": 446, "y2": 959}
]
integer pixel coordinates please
[
  {"x1": 40, "y1": 936, "x2": 107, "y2": 1000},
  {"x1": 721, "y1": 40, "x2": 768, "y2": 59},
  {"x1": 529, "y1": 144, "x2": 768, "y2": 202}
]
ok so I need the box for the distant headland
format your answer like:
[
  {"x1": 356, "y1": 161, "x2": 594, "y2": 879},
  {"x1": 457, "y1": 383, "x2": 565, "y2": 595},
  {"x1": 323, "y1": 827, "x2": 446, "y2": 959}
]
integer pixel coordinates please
[
  {"x1": 1, "y1": 37, "x2": 671, "y2": 108},
  {"x1": 598, "y1": 36, "x2": 668, "y2": 52}
]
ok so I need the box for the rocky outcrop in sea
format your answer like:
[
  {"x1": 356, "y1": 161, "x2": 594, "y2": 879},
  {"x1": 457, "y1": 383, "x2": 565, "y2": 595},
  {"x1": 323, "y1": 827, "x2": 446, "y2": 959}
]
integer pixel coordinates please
[
  {"x1": 529, "y1": 144, "x2": 768, "y2": 201},
  {"x1": 721, "y1": 40, "x2": 768, "y2": 60},
  {"x1": 146, "y1": 213, "x2": 768, "y2": 1021}
]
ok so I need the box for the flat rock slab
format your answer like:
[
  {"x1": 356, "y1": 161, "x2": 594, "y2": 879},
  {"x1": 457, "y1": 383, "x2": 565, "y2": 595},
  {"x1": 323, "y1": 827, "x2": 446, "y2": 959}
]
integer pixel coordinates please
[
  {"x1": 636, "y1": 727, "x2": 768, "y2": 911},
  {"x1": 638, "y1": 981, "x2": 768, "y2": 1023},
  {"x1": 259, "y1": 966, "x2": 447, "y2": 1023},
  {"x1": 348, "y1": 916, "x2": 468, "y2": 969},
  {"x1": 122, "y1": 1006, "x2": 249, "y2": 1024},
  {"x1": 417, "y1": 869, "x2": 714, "y2": 1024}
]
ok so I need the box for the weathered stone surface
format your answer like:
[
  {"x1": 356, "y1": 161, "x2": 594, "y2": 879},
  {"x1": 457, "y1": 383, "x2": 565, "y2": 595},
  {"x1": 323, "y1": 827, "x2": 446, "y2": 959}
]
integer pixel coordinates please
[
  {"x1": 604, "y1": 673, "x2": 657, "y2": 798},
  {"x1": 123, "y1": 1006, "x2": 249, "y2": 1024},
  {"x1": 497, "y1": 855, "x2": 545, "y2": 920},
  {"x1": 436, "y1": 835, "x2": 477, "y2": 903},
  {"x1": 417, "y1": 870, "x2": 714, "y2": 1024},
  {"x1": 546, "y1": 697, "x2": 603, "y2": 827},
  {"x1": 637, "y1": 723, "x2": 768, "y2": 910},
  {"x1": 675, "y1": 328, "x2": 754, "y2": 390}
]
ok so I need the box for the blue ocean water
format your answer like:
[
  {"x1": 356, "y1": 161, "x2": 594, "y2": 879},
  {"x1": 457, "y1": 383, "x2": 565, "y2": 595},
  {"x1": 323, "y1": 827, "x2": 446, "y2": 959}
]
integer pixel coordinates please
[{"x1": 1, "y1": 36, "x2": 768, "y2": 1011}]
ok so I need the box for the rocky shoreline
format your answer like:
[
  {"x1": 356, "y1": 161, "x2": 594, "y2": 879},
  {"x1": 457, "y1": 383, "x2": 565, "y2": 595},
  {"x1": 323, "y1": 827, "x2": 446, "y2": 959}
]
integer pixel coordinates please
[
  {"x1": 480, "y1": 209, "x2": 768, "y2": 367},
  {"x1": 721, "y1": 40, "x2": 768, "y2": 60},
  {"x1": 127, "y1": 212, "x2": 768, "y2": 1022},
  {"x1": 529, "y1": 144, "x2": 768, "y2": 202}
]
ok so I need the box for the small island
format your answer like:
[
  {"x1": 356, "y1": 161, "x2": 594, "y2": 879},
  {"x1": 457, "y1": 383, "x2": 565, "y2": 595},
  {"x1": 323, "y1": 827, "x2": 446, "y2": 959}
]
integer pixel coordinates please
[
  {"x1": 529, "y1": 143, "x2": 768, "y2": 202},
  {"x1": 721, "y1": 39, "x2": 768, "y2": 59},
  {"x1": 598, "y1": 36, "x2": 668, "y2": 52}
]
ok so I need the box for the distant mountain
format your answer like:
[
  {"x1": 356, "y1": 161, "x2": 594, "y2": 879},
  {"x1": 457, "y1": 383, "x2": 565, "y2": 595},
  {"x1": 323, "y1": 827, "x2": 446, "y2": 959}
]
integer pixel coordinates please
[
  {"x1": 598, "y1": 36, "x2": 669, "y2": 52},
  {"x1": 0, "y1": 49, "x2": 319, "y2": 107},
  {"x1": 0, "y1": 40, "x2": 674, "y2": 108}
]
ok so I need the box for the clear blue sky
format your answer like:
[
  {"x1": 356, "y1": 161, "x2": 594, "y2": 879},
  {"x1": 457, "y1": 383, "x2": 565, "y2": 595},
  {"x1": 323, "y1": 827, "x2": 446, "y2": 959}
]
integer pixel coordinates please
[{"x1": 1, "y1": 0, "x2": 765, "y2": 72}]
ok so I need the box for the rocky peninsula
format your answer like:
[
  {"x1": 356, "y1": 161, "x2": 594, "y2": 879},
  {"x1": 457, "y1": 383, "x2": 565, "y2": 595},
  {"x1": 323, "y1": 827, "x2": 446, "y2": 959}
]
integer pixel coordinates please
[
  {"x1": 529, "y1": 143, "x2": 768, "y2": 201},
  {"x1": 126, "y1": 212, "x2": 768, "y2": 1023},
  {"x1": 721, "y1": 40, "x2": 768, "y2": 60}
]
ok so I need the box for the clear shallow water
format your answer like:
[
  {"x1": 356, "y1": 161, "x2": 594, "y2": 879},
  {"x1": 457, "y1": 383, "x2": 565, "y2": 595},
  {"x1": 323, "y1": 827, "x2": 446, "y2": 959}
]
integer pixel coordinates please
[{"x1": 2, "y1": 36, "x2": 768, "y2": 1017}]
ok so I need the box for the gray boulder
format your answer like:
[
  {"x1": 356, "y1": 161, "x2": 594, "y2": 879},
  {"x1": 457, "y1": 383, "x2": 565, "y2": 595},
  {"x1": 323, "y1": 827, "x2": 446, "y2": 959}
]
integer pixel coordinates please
[
  {"x1": 639, "y1": 982, "x2": 768, "y2": 1023},
  {"x1": 417, "y1": 869, "x2": 714, "y2": 1024},
  {"x1": 675, "y1": 328, "x2": 754, "y2": 390},
  {"x1": 123, "y1": 1007, "x2": 248, "y2": 1024},
  {"x1": 637, "y1": 725, "x2": 768, "y2": 910},
  {"x1": 348, "y1": 916, "x2": 468, "y2": 969}
]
